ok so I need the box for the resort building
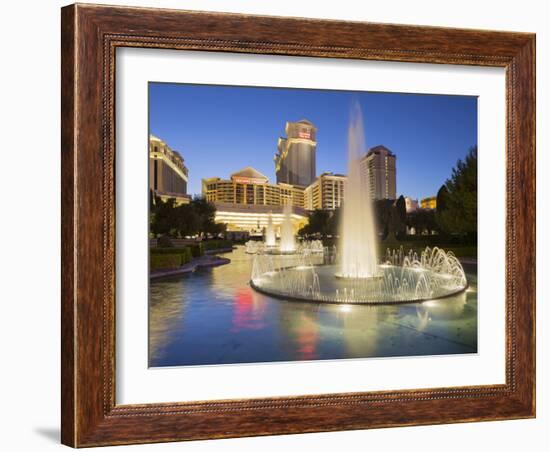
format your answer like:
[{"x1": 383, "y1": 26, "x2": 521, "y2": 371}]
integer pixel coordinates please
[
  {"x1": 274, "y1": 119, "x2": 317, "y2": 187},
  {"x1": 304, "y1": 172, "x2": 347, "y2": 210},
  {"x1": 202, "y1": 167, "x2": 308, "y2": 232},
  {"x1": 202, "y1": 167, "x2": 305, "y2": 208},
  {"x1": 149, "y1": 134, "x2": 190, "y2": 205},
  {"x1": 420, "y1": 196, "x2": 437, "y2": 210},
  {"x1": 359, "y1": 145, "x2": 397, "y2": 200}
]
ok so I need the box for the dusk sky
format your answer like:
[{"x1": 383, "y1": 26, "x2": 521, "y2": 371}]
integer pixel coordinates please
[{"x1": 149, "y1": 83, "x2": 477, "y2": 200}]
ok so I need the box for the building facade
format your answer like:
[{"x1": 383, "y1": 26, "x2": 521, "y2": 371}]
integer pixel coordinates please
[
  {"x1": 359, "y1": 145, "x2": 397, "y2": 200},
  {"x1": 202, "y1": 167, "x2": 309, "y2": 233},
  {"x1": 212, "y1": 202, "x2": 308, "y2": 234},
  {"x1": 274, "y1": 119, "x2": 317, "y2": 187},
  {"x1": 202, "y1": 167, "x2": 305, "y2": 209},
  {"x1": 149, "y1": 134, "x2": 190, "y2": 205},
  {"x1": 304, "y1": 172, "x2": 347, "y2": 210},
  {"x1": 420, "y1": 196, "x2": 437, "y2": 210}
]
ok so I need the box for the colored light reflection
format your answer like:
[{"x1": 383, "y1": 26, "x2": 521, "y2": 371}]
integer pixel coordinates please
[
  {"x1": 231, "y1": 287, "x2": 265, "y2": 332},
  {"x1": 295, "y1": 313, "x2": 319, "y2": 360}
]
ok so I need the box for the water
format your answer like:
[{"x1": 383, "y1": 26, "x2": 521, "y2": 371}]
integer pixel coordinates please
[
  {"x1": 279, "y1": 203, "x2": 296, "y2": 252},
  {"x1": 149, "y1": 246, "x2": 477, "y2": 367},
  {"x1": 265, "y1": 212, "x2": 276, "y2": 247},
  {"x1": 339, "y1": 103, "x2": 379, "y2": 278}
]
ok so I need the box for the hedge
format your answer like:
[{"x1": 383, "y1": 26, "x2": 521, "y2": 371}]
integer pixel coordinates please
[
  {"x1": 151, "y1": 247, "x2": 192, "y2": 256},
  {"x1": 150, "y1": 254, "x2": 181, "y2": 271},
  {"x1": 151, "y1": 244, "x2": 204, "y2": 257},
  {"x1": 188, "y1": 243, "x2": 204, "y2": 257},
  {"x1": 150, "y1": 247, "x2": 193, "y2": 271}
]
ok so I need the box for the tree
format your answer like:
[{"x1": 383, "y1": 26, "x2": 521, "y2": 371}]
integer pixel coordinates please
[
  {"x1": 407, "y1": 208, "x2": 437, "y2": 235},
  {"x1": 327, "y1": 208, "x2": 340, "y2": 237},
  {"x1": 374, "y1": 196, "x2": 407, "y2": 240},
  {"x1": 299, "y1": 209, "x2": 332, "y2": 238},
  {"x1": 173, "y1": 203, "x2": 200, "y2": 237},
  {"x1": 190, "y1": 196, "x2": 220, "y2": 236},
  {"x1": 436, "y1": 146, "x2": 477, "y2": 241},
  {"x1": 206, "y1": 221, "x2": 227, "y2": 236},
  {"x1": 150, "y1": 196, "x2": 178, "y2": 236},
  {"x1": 435, "y1": 184, "x2": 450, "y2": 238},
  {"x1": 374, "y1": 199, "x2": 389, "y2": 238},
  {"x1": 392, "y1": 195, "x2": 407, "y2": 238},
  {"x1": 149, "y1": 194, "x2": 225, "y2": 238}
]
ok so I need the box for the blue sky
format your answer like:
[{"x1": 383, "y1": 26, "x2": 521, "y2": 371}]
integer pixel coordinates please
[{"x1": 149, "y1": 83, "x2": 477, "y2": 200}]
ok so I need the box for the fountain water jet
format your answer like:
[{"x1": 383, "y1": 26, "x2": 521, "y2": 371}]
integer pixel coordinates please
[
  {"x1": 337, "y1": 103, "x2": 379, "y2": 279},
  {"x1": 265, "y1": 211, "x2": 276, "y2": 247},
  {"x1": 279, "y1": 203, "x2": 296, "y2": 253},
  {"x1": 245, "y1": 206, "x2": 323, "y2": 255}
]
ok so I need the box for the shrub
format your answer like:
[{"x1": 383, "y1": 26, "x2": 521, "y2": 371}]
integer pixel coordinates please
[
  {"x1": 151, "y1": 247, "x2": 193, "y2": 256},
  {"x1": 150, "y1": 254, "x2": 181, "y2": 271},
  {"x1": 150, "y1": 247, "x2": 193, "y2": 270},
  {"x1": 188, "y1": 243, "x2": 204, "y2": 258},
  {"x1": 181, "y1": 247, "x2": 193, "y2": 264}
]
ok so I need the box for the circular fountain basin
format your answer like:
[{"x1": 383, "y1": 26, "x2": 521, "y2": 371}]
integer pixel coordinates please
[
  {"x1": 246, "y1": 247, "x2": 307, "y2": 256},
  {"x1": 334, "y1": 272, "x2": 384, "y2": 280},
  {"x1": 266, "y1": 248, "x2": 324, "y2": 256},
  {"x1": 245, "y1": 240, "x2": 325, "y2": 255},
  {"x1": 250, "y1": 264, "x2": 467, "y2": 305}
]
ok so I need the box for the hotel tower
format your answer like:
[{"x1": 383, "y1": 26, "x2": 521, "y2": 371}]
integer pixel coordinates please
[
  {"x1": 149, "y1": 134, "x2": 190, "y2": 205},
  {"x1": 360, "y1": 145, "x2": 397, "y2": 200},
  {"x1": 274, "y1": 120, "x2": 317, "y2": 187}
]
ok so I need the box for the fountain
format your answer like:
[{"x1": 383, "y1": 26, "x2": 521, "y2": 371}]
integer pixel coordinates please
[
  {"x1": 337, "y1": 104, "x2": 379, "y2": 279},
  {"x1": 251, "y1": 246, "x2": 467, "y2": 304},
  {"x1": 246, "y1": 238, "x2": 325, "y2": 255},
  {"x1": 265, "y1": 212, "x2": 276, "y2": 247},
  {"x1": 279, "y1": 203, "x2": 296, "y2": 253},
  {"x1": 245, "y1": 204, "x2": 324, "y2": 255},
  {"x1": 250, "y1": 103, "x2": 468, "y2": 304}
]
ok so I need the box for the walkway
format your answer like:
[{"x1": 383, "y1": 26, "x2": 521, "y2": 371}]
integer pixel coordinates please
[{"x1": 150, "y1": 254, "x2": 230, "y2": 280}]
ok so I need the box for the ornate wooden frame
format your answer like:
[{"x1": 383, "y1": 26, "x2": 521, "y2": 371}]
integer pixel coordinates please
[{"x1": 61, "y1": 3, "x2": 536, "y2": 447}]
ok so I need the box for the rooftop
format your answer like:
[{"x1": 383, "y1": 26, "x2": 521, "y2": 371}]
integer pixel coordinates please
[
  {"x1": 366, "y1": 145, "x2": 395, "y2": 157},
  {"x1": 230, "y1": 166, "x2": 269, "y2": 182},
  {"x1": 319, "y1": 171, "x2": 347, "y2": 178}
]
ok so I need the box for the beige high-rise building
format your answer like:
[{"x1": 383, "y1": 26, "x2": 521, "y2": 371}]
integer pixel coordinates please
[
  {"x1": 149, "y1": 134, "x2": 190, "y2": 205},
  {"x1": 360, "y1": 145, "x2": 397, "y2": 200},
  {"x1": 304, "y1": 172, "x2": 347, "y2": 211}
]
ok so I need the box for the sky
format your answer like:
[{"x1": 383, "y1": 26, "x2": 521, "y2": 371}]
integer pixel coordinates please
[{"x1": 149, "y1": 83, "x2": 477, "y2": 200}]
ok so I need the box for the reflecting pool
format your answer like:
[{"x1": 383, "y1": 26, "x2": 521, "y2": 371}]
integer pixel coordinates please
[{"x1": 149, "y1": 246, "x2": 477, "y2": 367}]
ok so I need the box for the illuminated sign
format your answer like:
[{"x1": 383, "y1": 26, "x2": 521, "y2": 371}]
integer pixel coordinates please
[
  {"x1": 298, "y1": 130, "x2": 311, "y2": 139},
  {"x1": 232, "y1": 177, "x2": 266, "y2": 185}
]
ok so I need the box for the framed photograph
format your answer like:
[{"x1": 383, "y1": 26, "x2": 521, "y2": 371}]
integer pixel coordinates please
[{"x1": 61, "y1": 3, "x2": 536, "y2": 447}]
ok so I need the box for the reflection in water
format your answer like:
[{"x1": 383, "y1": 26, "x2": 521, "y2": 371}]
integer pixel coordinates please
[
  {"x1": 231, "y1": 288, "x2": 267, "y2": 332},
  {"x1": 149, "y1": 282, "x2": 189, "y2": 363},
  {"x1": 149, "y1": 246, "x2": 478, "y2": 367}
]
